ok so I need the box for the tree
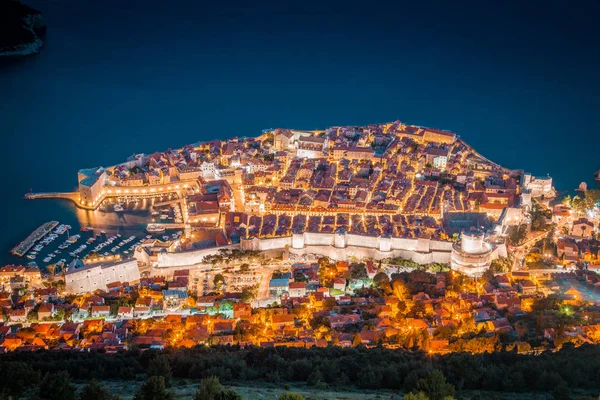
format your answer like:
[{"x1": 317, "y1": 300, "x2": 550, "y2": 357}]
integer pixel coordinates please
[
  {"x1": 551, "y1": 381, "x2": 571, "y2": 400},
  {"x1": 195, "y1": 377, "x2": 241, "y2": 400},
  {"x1": 134, "y1": 376, "x2": 173, "y2": 400},
  {"x1": 307, "y1": 368, "x2": 324, "y2": 386},
  {"x1": 392, "y1": 279, "x2": 409, "y2": 300},
  {"x1": 317, "y1": 258, "x2": 338, "y2": 287},
  {"x1": 404, "y1": 393, "x2": 430, "y2": 400},
  {"x1": 240, "y1": 285, "x2": 258, "y2": 302},
  {"x1": 195, "y1": 376, "x2": 222, "y2": 400},
  {"x1": 239, "y1": 263, "x2": 250, "y2": 273},
  {"x1": 279, "y1": 393, "x2": 305, "y2": 400},
  {"x1": 148, "y1": 355, "x2": 172, "y2": 386},
  {"x1": 349, "y1": 263, "x2": 367, "y2": 280},
  {"x1": 38, "y1": 371, "x2": 76, "y2": 400},
  {"x1": 408, "y1": 301, "x2": 427, "y2": 319},
  {"x1": 415, "y1": 370, "x2": 455, "y2": 400},
  {"x1": 78, "y1": 380, "x2": 121, "y2": 400},
  {"x1": 0, "y1": 361, "x2": 40, "y2": 398},
  {"x1": 509, "y1": 224, "x2": 528, "y2": 245},
  {"x1": 490, "y1": 256, "x2": 512, "y2": 273},
  {"x1": 373, "y1": 272, "x2": 391, "y2": 293},
  {"x1": 213, "y1": 274, "x2": 225, "y2": 293},
  {"x1": 352, "y1": 333, "x2": 363, "y2": 347},
  {"x1": 584, "y1": 189, "x2": 600, "y2": 211},
  {"x1": 515, "y1": 320, "x2": 528, "y2": 339}
]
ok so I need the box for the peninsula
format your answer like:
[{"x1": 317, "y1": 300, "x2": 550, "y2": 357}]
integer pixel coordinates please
[
  {"x1": 0, "y1": 0, "x2": 45, "y2": 58},
  {"x1": 27, "y1": 120, "x2": 557, "y2": 278}
]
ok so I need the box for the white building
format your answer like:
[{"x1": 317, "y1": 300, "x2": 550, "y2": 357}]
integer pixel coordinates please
[
  {"x1": 78, "y1": 167, "x2": 108, "y2": 207},
  {"x1": 451, "y1": 230, "x2": 495, "y2": 276},
  {"x1": 522, "y1": 173, "x2": 553, "y2": 197},
  {"x1": 200, "y1": 161, "x2": 216, "y2": 180},
  {"x1": 65, "y1": 258, "x2": 140, "y2": 294}
]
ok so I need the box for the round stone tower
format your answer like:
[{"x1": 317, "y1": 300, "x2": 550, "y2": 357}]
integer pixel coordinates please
[{"x1": 451, "y1": 229, "x2": 494, "y2": 276}]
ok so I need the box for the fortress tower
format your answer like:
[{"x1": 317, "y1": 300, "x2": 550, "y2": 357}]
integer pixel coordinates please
[{"x1": 451, "y1": 230, "x2": 494, "y2": 276}]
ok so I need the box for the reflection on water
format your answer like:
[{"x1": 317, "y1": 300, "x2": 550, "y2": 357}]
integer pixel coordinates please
[
  {"x1": 15, "y1": 197, "x2": 184, "y2": 271},
  {"x1": 74, "y1": 198, "x2": 156, "y2": 234}
]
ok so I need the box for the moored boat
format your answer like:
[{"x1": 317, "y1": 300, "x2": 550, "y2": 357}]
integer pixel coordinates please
[{"x1": 147, "y1": 224, "x2": 166, "y2": 233}]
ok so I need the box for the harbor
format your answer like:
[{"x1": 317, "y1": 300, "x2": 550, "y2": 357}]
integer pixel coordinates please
[
  {"x1": 7, "y1": 197, "x2": 186, "y2": 270},
  {"x1": 10, "y1": 221, "x2": 59, "y2": 257}
]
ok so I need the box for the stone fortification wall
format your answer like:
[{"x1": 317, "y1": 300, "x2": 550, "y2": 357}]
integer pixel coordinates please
[
  {"x1": 153, "y1": 232, "x2": 461, "y2": 269},
  {"x1": 156, "y1": 244, "x2": 238, "y2": 268}
]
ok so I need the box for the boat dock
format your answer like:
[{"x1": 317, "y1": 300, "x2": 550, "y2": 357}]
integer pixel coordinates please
[
  {"x1": 11, "y1": 221, "x2": 59, "y2": 257},
  {"x1": 150, "y1": 223, "x2": 187, "y2": 229}
]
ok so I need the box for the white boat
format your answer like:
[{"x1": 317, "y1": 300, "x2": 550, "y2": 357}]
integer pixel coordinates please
[
  {"x1": 147, "y1": 224, "x2": 166, "y2": 233},
  {"x1": 27, "y1": 254, "x2": 36, "y2": 260},
  {"x1": 160, "y1": 214, "x2": 169, "y2": 219}
]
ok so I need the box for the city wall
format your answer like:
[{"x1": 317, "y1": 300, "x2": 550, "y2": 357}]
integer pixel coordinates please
[
  {"x1": 147, "y1": 232, "x2": 504, "y2": 270},
  {"x1": 238, "y1": 232, "x2": 455, "y2": 263},
  {"x1": 155, "y1": 244, "x2": 238, "y2": 268}
]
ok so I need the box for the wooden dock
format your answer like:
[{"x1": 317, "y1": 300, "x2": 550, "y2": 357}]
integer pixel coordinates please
[{"x1": 11, "y1": 221, "x2": 59, "y2": 257}]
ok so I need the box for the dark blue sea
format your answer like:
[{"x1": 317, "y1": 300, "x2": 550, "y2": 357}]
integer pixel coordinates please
[{"x1": 1, "y1": 0, "x2": 599, "y2": 266}]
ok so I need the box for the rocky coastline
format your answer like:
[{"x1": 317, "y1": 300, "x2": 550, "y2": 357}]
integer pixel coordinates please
[{"x1": 0, "y1": 0, "x2": 46, "y2": 58}]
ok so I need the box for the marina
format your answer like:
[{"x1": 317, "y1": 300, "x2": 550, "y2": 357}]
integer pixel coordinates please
[
  {"x1": 9, "y1": 204, "x2": 184, "y2": 269},
  {"x1": 10, "y1": 221, "x2": 59, "y2": 257}
]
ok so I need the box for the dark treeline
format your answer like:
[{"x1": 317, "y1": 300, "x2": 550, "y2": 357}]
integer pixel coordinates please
[{"x1": 1, "y1": 344, "x2": 600, "y2": 397}]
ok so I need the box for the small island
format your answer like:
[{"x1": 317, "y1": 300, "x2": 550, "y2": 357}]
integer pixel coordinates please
[{"x1": 0, "y1": 0, "x2": 46, "y2": 58}]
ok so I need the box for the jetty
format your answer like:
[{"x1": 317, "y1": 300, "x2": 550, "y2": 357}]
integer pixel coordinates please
[
  {"x1": 25, "y1": 191, "x2": 79, "y2": 203},
  {"x1": 11, "y1": 221, "x2": 59, "y2": 257}
]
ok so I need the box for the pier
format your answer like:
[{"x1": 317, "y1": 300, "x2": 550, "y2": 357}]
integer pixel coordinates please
[
  {"x1": 25, "y1": 192, "x2": 80, "y2": 204},
  {"x1": 150, "y1": 223, "x2": 187, "y2": 229},
  {"x1": 11, "y1": 221, "x2": 59, "y2": 257}
]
